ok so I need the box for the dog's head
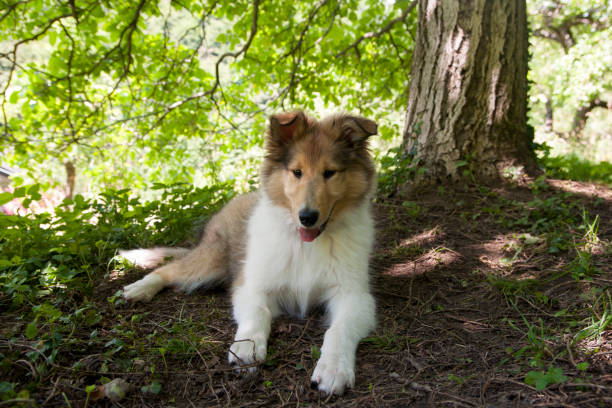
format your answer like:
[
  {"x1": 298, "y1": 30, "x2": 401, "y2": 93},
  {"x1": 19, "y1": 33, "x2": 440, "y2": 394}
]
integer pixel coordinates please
[{"x1": 261, "y1": 111, "x2": 377, "y2": 242}]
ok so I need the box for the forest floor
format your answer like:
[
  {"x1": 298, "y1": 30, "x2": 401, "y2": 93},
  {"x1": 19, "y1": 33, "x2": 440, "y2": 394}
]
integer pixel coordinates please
[{"x1": 2, "y1": 178, "x2": 612, "y2": 407}]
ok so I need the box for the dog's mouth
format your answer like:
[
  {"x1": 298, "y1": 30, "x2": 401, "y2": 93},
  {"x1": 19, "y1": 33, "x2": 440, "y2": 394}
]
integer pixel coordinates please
[
  {"x1": 297, "y1": 205, "x2": 334, "y2": 242},
  {"x1": 298, "y1": 227, "x2": 321, "y2": 242}
]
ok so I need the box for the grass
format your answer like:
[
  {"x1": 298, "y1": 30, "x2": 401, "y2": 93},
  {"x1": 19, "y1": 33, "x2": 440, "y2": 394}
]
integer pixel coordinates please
[{"x1": 1, "y1": 165, "x2": 611, "y2": 406}]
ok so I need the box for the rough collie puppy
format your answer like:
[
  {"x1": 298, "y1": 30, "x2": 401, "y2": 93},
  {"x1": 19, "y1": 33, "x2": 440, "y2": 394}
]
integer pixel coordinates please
[{"x1": 121, "y1": 111, "x2": 377, "y2": 395}]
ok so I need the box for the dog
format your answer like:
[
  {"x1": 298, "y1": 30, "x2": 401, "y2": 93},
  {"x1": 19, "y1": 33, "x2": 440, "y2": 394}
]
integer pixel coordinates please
[{"x1": 121, "y1": 111, "x2": 377, "y2": 395}]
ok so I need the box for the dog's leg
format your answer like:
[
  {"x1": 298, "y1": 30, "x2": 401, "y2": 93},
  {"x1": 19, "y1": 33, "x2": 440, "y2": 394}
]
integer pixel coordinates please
[
  {"x1": 311, "y1": 291, "x2": 375, "y2": 395},
  {"x1": 123, "y1": 234, "x2": 229, "y2": 302},
  {"x1": 228, "y1": 284, "x2": 280, "y2": 373},
  {"x1": 122, "y1": 271, "x2": 168, "y2": 302}
]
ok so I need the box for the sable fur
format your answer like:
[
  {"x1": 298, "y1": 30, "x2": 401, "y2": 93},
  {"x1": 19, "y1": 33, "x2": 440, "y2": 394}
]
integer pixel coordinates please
[{"x1": 122, "y1": 111, "x2": 378, "y2": 395}]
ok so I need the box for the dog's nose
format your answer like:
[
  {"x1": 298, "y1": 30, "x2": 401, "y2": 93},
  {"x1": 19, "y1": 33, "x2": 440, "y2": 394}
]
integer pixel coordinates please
[{"x1": 299, "y1": 209, "x2": 319, "y2": 227}]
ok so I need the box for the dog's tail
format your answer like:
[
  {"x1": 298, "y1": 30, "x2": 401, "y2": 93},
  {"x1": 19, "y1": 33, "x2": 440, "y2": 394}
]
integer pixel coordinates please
[{"x1": 118, "y1": 247, "x2": 190, "y2": 269}]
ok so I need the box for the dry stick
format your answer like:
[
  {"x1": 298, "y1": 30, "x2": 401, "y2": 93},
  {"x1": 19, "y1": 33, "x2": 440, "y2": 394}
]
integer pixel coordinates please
[
  {"x1": 562, "y1": 383, "x2": 612, "y2": 391},
  {"x1": 194, "y1": 344, "x2": 221, "y2": 406},
  {"x1": 182, "y1": 377, "x2": 190, "y2": 400},
  {"x1": 42, "y1": 376, "x2": 62, "y2": 406},
  {"x1": 494, "y1": 376, "x2": 538, "y2": 392},
  {"x1": 267, "y1": 315, "x2": 314, "y2": 368},
  {"x1": 0, "y1": 399, "x2": 36, "y2": 406},
  {"x1": 219, "y1": 381, "x2": 231, "y2": 407},
  {"x1": 565, "y1": 339, "x2": 578, "y2": 368}
]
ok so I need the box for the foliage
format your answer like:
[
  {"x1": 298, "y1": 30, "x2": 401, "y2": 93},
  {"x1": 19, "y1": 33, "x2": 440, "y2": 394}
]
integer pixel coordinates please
[
  {"x1": 525, "y1": 366, "x2": 568, "y2": 390},
  {"x1": 528, "y1": 0, "x2": 612, "y2": 162},
  {"x1": 0, "y1": 182, "x2": 234, "y2": 307},
  {"x1": 539, "y1": 152, "x2": 612, "y2": 185},
  {"x1": 0, "y1": 0, "x2": 416, "y2": 191}
]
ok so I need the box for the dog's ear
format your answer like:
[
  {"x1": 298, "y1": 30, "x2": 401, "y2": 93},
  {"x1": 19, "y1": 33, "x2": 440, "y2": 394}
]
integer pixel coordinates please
[
  {"x1": 269, "y1": 111, "x2": 307, "y2": 143},
  {"x1": 337, "y1": 115, "x2": 377, "y2": 146}
]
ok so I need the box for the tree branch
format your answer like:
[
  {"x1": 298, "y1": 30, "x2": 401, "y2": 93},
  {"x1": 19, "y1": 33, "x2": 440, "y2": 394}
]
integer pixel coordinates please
[
  {"x1": 1, "y1": 11, "x2": 75, "y2": 138},
  {"x1": 209, "y1": 0, "x2": 260, "y2": 98},
  {"x1": 572, "y1": 96, "x2": 610, "y2": 135},
  {"x1": 335, "y1": 1, "x2": 417, "y2": 59},
  {"x1": 532, "y1": 4, "x2": 610, "y2": 52}
]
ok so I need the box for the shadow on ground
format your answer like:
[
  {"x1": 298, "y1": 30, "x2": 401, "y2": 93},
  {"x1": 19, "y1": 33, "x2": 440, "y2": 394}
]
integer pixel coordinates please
[{"x1": 2, "y1": 179, "x2": 611, "y2": 407}]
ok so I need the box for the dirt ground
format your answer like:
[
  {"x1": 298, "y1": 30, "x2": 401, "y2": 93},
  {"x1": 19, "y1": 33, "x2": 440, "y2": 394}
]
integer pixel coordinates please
[{"x1": 3, "y1": 179, "x2": 612, "y2": 407}]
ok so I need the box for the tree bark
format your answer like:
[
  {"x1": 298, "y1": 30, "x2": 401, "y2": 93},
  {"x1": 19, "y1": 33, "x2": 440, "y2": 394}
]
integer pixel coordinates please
[
  {"x1": 544, "y1": 97, "x2": 554, "y2": 133},
  {"x1": 402, "y1": 0, "x2": 538, "y2": 182},
  {"x1": 64, "y1": 161, "x2": 76, "y2": 199}
]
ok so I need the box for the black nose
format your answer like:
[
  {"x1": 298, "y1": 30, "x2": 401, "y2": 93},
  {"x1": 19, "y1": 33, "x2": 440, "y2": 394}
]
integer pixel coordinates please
[{"x1": 299, "y1": 209, "x2": 319, "y2": 227}]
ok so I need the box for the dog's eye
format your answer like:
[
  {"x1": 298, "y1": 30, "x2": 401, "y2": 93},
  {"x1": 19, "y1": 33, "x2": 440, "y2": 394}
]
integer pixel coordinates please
[
  {"x1": 323, "y1": 170, "x2": 336, "y2": 179},
  {"x1": 292, "y1": 169, "x2": 302, "y2": 179}
]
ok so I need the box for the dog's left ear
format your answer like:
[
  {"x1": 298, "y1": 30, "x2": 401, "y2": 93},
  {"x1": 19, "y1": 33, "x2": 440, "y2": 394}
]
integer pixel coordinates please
[{"x1": 339, "y1": 116, "x2": 378, "y2": 145}]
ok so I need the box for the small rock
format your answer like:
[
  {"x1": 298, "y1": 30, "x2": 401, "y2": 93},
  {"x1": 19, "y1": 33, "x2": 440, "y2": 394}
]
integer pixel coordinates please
[{"x1": 104, "y1": 378, "x2": 131, "y2": 402}]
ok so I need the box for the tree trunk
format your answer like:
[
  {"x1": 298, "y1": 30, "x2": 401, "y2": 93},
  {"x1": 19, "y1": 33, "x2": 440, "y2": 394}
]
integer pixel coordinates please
[
  {"x1": 402, "y1": 0, "x2": 538, "y2": 182},
  {"x1": 64, "y1": 161, "x2": 76, "y2": 199},
  {"x1": 544, "y1": 97, "x2": 554, "y2": 133}
]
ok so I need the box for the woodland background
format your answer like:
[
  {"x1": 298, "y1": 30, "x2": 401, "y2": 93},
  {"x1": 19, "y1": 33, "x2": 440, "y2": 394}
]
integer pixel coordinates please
[{"x1": 0, "y1": 0, "x2": 611, "y2": 406}]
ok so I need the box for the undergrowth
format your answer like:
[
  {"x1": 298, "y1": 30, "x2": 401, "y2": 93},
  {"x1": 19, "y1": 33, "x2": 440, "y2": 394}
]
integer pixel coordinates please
[
  {"x1": 538, "y1": 149, "x2": 612, "y2": 186},
  {"x1": 0, "y1": 171, "x2": 610, "y2": 405},
  {"x1": 0, "y1": 182, "x2": 234, "y2": 308},
  {"x1": 0, "y1": 182, "x2": 236, "y2": 405}
]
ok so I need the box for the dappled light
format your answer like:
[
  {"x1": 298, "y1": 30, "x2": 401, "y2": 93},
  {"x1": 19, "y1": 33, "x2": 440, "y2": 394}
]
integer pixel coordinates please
[
  {"x1": 1, "y1": 0, "x2": 611, "y2": 406},
  {"x1": 383, "y1": 246, "x2": 460, "y2": 277},
  {"x1": 547, "y1": 179, "x2": 612, "y2": 203},
  {"x1": 397, "y1": 225, "x2": 443, "y2": 247}
]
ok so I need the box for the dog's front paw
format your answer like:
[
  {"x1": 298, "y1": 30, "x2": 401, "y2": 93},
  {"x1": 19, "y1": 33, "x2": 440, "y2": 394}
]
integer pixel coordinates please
[
  {"x1": 123, "y1": 273, "x2": 165, "y2": 302},
  {"x1": 311, "y1": 354, "x2": 355, "y2": 395},
  {"x1": 228, "y1": 336, "x2": 267, "y2": 374}
]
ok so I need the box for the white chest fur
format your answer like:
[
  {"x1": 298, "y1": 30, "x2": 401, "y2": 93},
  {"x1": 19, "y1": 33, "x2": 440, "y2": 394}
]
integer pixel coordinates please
[{"x1": 240, "y1": 195, "x2": 374, "y2": 317}]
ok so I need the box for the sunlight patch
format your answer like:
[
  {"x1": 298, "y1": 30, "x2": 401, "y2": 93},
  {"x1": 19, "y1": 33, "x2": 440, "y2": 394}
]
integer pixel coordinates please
[
  {"x1": 399, "y1": 226, "x2": 442, "y2": 247},
  {"x1": 383, "y1": 246, "x2": 460, "y2": 277}
]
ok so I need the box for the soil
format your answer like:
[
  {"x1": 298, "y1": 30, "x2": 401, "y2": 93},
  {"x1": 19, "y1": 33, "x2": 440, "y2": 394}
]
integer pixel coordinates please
[{"x1": 2, "y1": 179, "x2": 612, "y2": 407}]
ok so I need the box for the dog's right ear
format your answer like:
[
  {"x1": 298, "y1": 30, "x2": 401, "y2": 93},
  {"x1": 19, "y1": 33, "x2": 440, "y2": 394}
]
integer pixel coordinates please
[{"x1": 269, "y1": 111, "x2": 306, "y2": 143}]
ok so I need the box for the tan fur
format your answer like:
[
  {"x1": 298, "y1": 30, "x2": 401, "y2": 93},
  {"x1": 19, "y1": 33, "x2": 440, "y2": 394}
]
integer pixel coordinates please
[
  {"x1": 262, "y1": 112, "x2": 377, "y2": 230},
  {"x1": 125, "y1": 111, "x2": 376, "y2": 294},
  {"x1": 123, "y1": 111, "x2": 378, "y2": 395},
  {"x1": 151, "y1": 193, "x2": 257, "y2": 291}
]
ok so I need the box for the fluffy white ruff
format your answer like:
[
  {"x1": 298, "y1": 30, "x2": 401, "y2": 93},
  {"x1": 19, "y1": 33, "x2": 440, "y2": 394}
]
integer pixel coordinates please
[
  {"x1": 229, "y1": 195, "x2": 376, "y2": 395},
  {"x1": 119, "y1": 247, "x2": 189, "y2": 269},
  {"x1": 123, "y1": 273, "x2": 166, "y2": 302}
]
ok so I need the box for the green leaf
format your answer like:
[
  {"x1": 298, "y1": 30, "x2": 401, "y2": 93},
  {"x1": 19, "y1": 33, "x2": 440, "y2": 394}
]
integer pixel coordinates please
[
  {"x1": 0, "y1": 381, "x2": 15, "y2": 394},
  {"x1": 9, "y1": 91, "x2": 19, "y2": 104},
  {"x1": 48, "y1": 30, "x2": 57, "y2": 46},
  {"x1": 25, "y1": 321, "x2": 38, "y2": 339},
  {"x1": 0, "y1": 192, "x2": 13, "y2": 206},
  {"x1": 525, "y1": 366, "x2": 568, "y2": 390},
  {"x1": 525, "y1": 370, "x2": 546, "y2": 390},
  {"x1": 546, "y1": 366, "x2": 568, "y2": 384},
  {"x1": 13, "y1": 187, "x2": 26, "y2": 198},
  {"x1": 141, "y1": 380, "x2": 162, "y2": 394},
  {"x1": 576, "y1": 362, "x2": 589, "y2": 371}
]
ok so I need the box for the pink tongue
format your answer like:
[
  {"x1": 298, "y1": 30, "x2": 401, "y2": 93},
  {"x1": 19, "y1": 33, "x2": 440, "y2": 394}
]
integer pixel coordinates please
[{"x1": 298, "y1": 227, "x2": 320, "y2": 242}]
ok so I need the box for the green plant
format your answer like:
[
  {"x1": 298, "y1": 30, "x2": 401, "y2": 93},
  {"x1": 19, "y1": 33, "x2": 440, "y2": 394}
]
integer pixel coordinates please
[
  {"x1": 525, "y1": 366, "x2": 568, "y2": 390},
  {"x1": 0, "y1": 182, "x2": 233, "y2": 308},
  {"x1": 540, "y1": 154, "x2": 612, "y2": 186},
  {"x1": 573, "y1": 288, "x2": 612, "y2": 344}
]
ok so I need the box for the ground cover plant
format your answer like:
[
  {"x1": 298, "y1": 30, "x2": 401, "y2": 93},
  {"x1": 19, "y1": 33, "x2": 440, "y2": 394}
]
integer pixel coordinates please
[
  {"x1": 1, "y1": 0, "x2": 611, "y2": 406},
  {"x1": 1, "y1": 172, "x2": 611, "y2": 407}
]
